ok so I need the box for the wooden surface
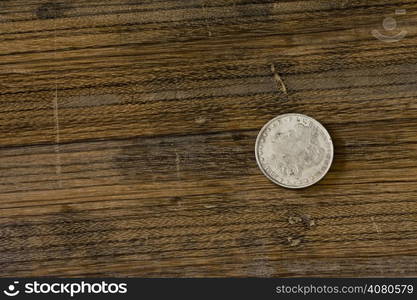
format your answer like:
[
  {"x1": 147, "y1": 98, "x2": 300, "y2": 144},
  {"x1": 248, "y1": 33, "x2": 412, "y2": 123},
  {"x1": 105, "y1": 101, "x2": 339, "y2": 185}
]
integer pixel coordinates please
[{"x1": 1, "y1": 0, "x2": 417, "y2": 277}]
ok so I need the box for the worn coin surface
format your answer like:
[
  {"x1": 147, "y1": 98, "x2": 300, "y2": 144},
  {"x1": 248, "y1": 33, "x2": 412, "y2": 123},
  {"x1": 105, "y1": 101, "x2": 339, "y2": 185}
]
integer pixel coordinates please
[{"x1": 255, "y1": 113, "x2": 333, "y2": 189}]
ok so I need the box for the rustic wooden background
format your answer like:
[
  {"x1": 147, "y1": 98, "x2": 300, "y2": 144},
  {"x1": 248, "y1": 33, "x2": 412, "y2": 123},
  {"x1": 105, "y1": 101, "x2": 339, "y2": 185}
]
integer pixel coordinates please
[{"x1": 1, "y1": 0, "x2": 417, "y2": 277}]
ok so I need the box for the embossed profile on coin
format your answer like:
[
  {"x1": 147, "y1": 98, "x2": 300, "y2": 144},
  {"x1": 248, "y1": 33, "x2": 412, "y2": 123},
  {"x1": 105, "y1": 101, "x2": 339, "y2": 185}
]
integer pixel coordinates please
[{"x1": 255, "y1": 114, "x2": 333, "y2": 189}]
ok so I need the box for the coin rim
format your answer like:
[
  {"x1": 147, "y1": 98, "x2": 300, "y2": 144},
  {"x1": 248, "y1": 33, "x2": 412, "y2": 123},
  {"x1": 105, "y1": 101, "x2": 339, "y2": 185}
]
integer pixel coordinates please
[{"x1": 255, "y1": 113, "x2": 334, "y2": 189}]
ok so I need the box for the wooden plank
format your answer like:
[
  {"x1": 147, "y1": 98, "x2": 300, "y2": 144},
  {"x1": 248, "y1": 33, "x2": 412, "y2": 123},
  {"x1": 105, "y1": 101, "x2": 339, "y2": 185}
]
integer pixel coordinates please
[{"x1": 0, "y1": 0, "x2": 416, "y2": 277}]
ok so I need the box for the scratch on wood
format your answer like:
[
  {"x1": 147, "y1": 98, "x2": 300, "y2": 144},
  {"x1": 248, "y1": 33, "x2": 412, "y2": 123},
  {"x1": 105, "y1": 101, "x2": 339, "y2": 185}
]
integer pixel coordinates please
[
  {"x1": 371, "y1": 217, "x2": 382, "y2": 234},
  {"x1": 1, "y1": 69, "x2": 32, "y2": 74},
  {"x1": 195, "y1": 117, "x2": 206, "y2": 124},
  {"x1": 53, "y1": 86, "x2": 62, "y2": 188},
  {"x1": 287, "y1": 237, "x2": 301, "y2": 247},
  {"x1": 175, "y1": 150, "x2": 181, "y2": 179},
  {"x1": 204, "y1": 204, "x2": 217, "y2": 209},
  {"x1": 288, "y1": 216, "x2": 303, "y2": 225},
  {"x1": 53, "y1": 15, "x2": 62, "y2": 188},
  {"x1": 206, "y1": 26, "x2": 212, "y2": 37},
  {"x1": 202, "y1": 3, "x2": 213, "y2": 37},
  {"x1": 270, "y1": 63, "x2": 287, "y2": 94},
  {"x1": 289, "y1": 214, "x2": 316, "y2": 229}
]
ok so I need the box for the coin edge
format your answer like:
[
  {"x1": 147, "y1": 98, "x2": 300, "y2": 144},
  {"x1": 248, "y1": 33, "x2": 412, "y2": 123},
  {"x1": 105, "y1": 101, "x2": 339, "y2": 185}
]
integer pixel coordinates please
[{"x1": 255, "y1": 113, "x2": 334, "y2": 189}]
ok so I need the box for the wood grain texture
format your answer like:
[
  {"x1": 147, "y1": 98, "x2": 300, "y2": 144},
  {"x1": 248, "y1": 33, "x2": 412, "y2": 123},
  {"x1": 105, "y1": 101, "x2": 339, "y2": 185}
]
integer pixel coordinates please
[{"x1": 1, "y1": 0, "x2": 417, "y2": 277}]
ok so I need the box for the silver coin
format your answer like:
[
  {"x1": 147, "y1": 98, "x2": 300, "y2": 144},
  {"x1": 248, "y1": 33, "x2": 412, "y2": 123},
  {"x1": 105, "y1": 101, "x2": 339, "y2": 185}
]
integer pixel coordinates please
[{"x1": 255, "y1": 113, "x2": 333, "y2": 189}]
